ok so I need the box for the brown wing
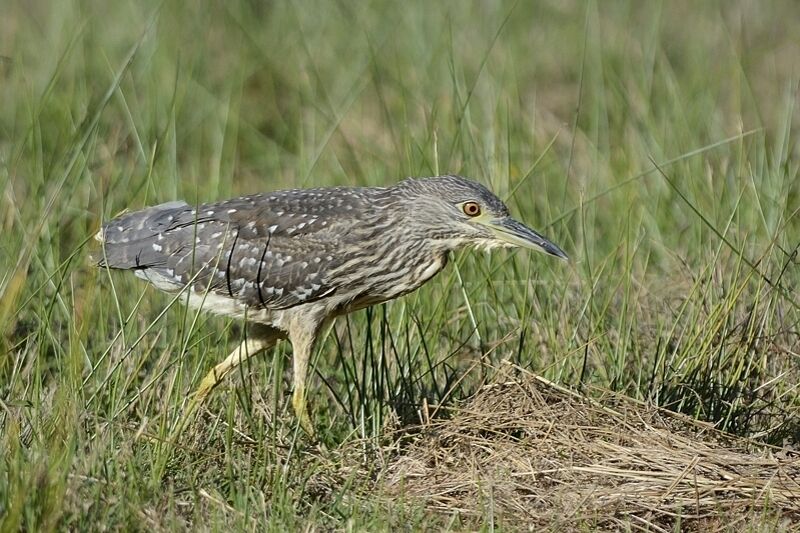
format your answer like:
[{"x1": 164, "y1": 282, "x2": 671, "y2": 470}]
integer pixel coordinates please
[{"x1": 97, "y1": 187, "x2": 368, "y2": 309}]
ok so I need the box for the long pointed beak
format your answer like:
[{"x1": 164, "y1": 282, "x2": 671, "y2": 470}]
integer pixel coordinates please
[{"x1": 486, "y1": 217, "x2": 568, "y2": 260}]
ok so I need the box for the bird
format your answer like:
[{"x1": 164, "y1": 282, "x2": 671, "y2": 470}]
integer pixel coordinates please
[{"x1": 94, "y1": 175, "x2": 567, "y2": 436}]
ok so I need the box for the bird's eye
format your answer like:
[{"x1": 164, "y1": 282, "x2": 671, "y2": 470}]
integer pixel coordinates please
[{"x1": 462, "y1": 201, "x2": 481, "y2": 217}]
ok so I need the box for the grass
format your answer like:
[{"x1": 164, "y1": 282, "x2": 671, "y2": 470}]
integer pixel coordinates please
[{"x1": 1, "y1": 0, "x2": 799, "y2": 530}]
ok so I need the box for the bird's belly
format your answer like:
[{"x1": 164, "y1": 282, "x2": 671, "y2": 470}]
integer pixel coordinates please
[
  {"x1": 340, "y1": 253, "x2": 447, "y2": 314},
  {"x1": 418, "y1": 256, "x2": 443, "y2": 283},
  {"x1": 385, "y1": 256, "x2": 445, "y2": 298},
  {"x1": 183, "y1": 289, "x2": 274, "y2": 323}
]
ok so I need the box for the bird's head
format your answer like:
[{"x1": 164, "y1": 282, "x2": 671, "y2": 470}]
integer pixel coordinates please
[{"x1": 395, "y1": 175, "x2": 568, "y2": 260}]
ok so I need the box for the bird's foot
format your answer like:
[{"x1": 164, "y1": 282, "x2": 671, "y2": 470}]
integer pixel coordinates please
[
  {"x1": 298, "y1": 409, "x2": 317, "y2": 441},
  {"x1": 185, "y1": 367, "x2": 224, "y2": 416},
  {"x1": 194, "y1": 371, "x2": 220, "y2": 402},
  {"x1": 292, "y1": 389, "x2": 317, "y2": 440},
  {"x1": 167, "y1": 370, "x2": 223, "y2": 444}
]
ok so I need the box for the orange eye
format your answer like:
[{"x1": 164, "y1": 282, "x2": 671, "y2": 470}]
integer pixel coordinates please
[{"x1": 462, "y1": 201, "x2": 481, "y2": 217}]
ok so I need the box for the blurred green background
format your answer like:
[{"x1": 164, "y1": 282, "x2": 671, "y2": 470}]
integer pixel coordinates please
[{"x1": 1, "y1": 0, "x2": 799, "y2": 529}]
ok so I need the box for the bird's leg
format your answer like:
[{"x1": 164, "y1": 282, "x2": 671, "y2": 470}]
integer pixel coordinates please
[
  {"x1": 192, "y1": 334, "x2": 276, "y2": 405},
  {"x1": 289, "y1": 325, "x2": 320, "y2": 438},
  {"x1": 291, "y1": 345, "x2": 315, "y2": 438}
]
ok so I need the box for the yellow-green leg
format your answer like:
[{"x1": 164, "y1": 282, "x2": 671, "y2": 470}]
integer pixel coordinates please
[
  {"x1": 172, "y1": 333, "x2": 278, "y2": 441},
  {"x1": 289, "y1": 324, "x2": 319, "y2": 438},
  {"x1": 292, "y1": 385, "x2": 314, "y2": 438},
  {"x1": 191, "y1": 335, "x2": 276, "y2": 406}
]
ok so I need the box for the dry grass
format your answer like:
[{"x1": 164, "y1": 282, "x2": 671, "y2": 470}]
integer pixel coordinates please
[
  {"x1": 323, "y1": 364, "x2": 800, "y2": 531},
  {"x1": 77, "y1": 362, "x2": 800, "y2": 531}
]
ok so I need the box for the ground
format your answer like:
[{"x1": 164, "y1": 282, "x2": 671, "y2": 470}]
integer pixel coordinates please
[{"x1": 1, "y1": 1, "x2": 799, "y2": 530}]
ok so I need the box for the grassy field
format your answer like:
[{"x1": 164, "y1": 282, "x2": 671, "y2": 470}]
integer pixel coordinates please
[{"x1": 2, "y1": 0, "x2": 799, "y2": 530}]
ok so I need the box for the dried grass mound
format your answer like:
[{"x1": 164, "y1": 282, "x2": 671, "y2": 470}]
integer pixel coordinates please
[{"x1": 383, "y1": 365, "x2": 800, "y2": 530}]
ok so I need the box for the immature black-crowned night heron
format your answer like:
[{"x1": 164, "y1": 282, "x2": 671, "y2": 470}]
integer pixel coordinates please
[{"x1": 95, "y1": 175, "x2": 567, "y2": 435}]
